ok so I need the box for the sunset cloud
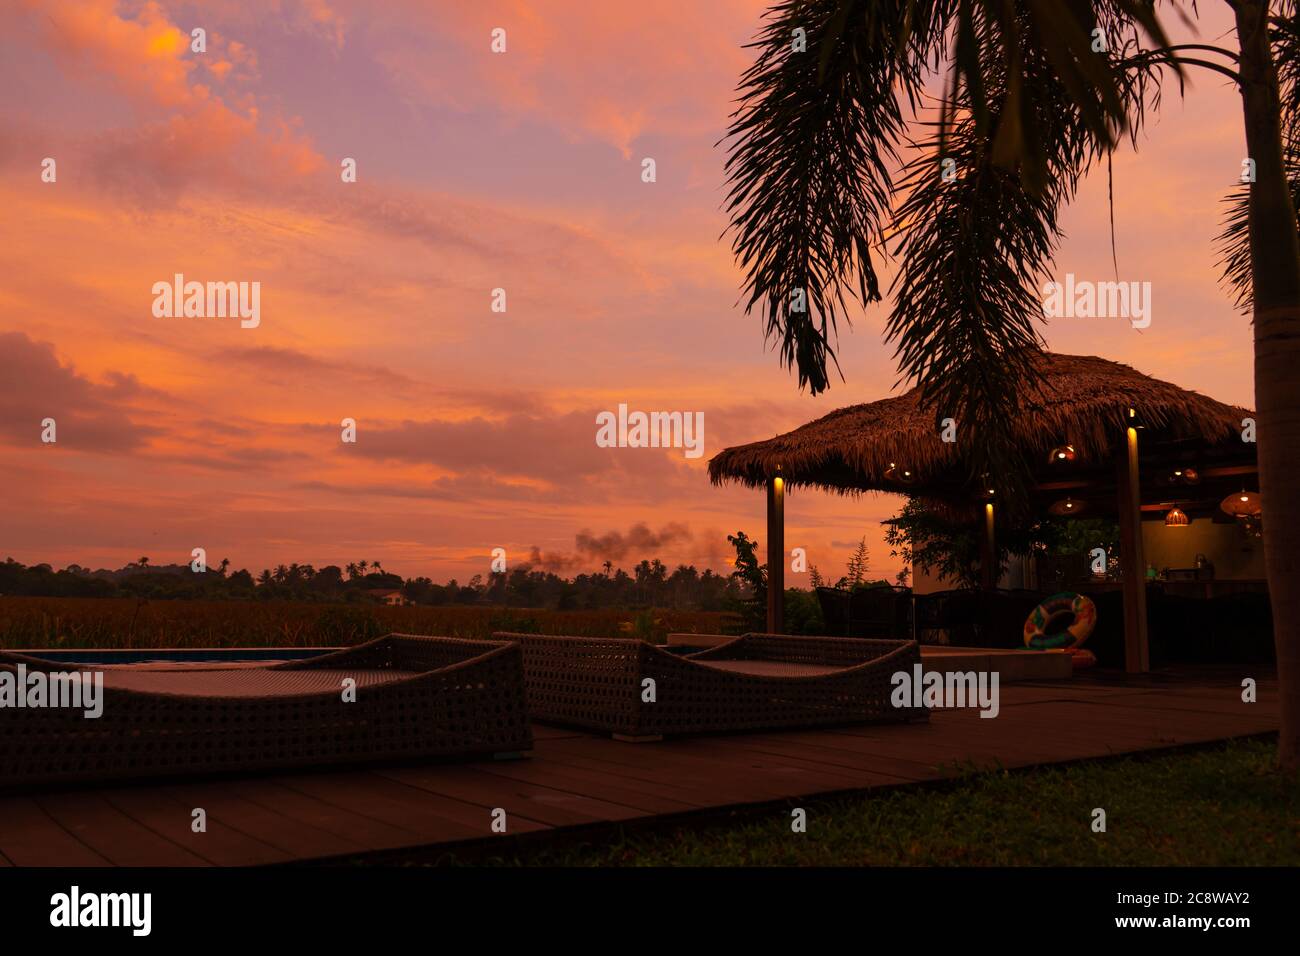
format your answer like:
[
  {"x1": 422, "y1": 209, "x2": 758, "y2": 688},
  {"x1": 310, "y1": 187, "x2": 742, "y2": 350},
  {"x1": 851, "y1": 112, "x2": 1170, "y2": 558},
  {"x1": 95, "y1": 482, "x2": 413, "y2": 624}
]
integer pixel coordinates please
[
  {"x1": 364, "y1": 0, "x2": 758, "y2": 156},
  {"x1": 5, "y1": 0, "x2": 324, "y2": 199},
  {"x1": 0, "y1": 333, "x2": 162, "y2": 452}
]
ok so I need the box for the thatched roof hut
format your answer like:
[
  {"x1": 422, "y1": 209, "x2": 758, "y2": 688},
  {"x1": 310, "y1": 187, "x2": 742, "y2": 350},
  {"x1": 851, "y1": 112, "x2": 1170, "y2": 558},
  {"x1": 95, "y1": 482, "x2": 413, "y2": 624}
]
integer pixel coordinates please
[
  {"x1": 711, "y1": 352, "x2": 1259, "y2": 672},
  {"x1": 709, "y1": 353, "x2": 1252, "y2": 496}
]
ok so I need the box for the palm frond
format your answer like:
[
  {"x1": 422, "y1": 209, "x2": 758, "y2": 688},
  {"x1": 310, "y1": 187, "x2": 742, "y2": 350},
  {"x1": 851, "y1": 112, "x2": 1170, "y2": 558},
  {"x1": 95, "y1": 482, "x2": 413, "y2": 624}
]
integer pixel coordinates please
[
  {"x1": 723, "y1": 0, "x2": 1184, "y2": 397},
  {"x1": 941, "y1": 0, "x2": 1183, "y2": 191},
  {"x1": 722, "y1": 0, "x2": 948, "y2": 394}
]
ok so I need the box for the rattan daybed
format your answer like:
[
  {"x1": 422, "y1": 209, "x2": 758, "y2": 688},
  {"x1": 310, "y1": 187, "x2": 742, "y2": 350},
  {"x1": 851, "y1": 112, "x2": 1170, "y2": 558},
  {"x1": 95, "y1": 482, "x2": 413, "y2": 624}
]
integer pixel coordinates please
[
  {"x1": 0, "y1": 634, "x2": 531, "y2": 789},
  {"x1": 498, "y1": 632, "x2": 926, "y2": 740}
]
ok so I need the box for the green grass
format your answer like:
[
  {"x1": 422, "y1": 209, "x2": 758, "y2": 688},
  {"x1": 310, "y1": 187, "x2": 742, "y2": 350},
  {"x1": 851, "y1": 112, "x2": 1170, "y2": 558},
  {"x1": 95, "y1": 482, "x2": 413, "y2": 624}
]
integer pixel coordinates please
[{"x1": 427, "y1": 738, "x2": 1298, "y2": 866}]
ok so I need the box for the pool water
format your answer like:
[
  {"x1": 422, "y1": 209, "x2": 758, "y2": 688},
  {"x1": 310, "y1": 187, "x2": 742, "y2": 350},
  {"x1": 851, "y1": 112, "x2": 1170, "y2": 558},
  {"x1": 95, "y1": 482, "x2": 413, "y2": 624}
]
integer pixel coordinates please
[{"x1": 8, "y1": 647, "x2": 336, "y2": 666}]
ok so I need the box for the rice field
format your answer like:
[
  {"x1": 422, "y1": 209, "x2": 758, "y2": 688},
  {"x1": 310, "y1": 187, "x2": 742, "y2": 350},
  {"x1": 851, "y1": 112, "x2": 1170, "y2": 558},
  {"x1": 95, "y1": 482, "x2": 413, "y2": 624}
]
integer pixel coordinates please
[{"x1": 0, "y1": 597, "x2": 736, "y2": 650}]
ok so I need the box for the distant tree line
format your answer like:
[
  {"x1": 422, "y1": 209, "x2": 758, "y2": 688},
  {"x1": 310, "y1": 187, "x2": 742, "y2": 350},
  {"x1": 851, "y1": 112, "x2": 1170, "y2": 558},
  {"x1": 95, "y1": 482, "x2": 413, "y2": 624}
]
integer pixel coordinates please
[
  {"x1": 0, "y1": 556, "x2": 752, "y2": 612},
  {"x1": 1, "y1": 532, "x2": 899, "y2": 619}
]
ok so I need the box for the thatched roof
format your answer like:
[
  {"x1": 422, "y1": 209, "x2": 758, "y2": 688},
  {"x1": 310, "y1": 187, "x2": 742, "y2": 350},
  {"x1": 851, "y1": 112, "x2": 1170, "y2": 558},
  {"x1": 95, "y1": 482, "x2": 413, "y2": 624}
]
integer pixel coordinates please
[{"x1": 709, "y1": 353, "x2": 1252, "y2": 495}]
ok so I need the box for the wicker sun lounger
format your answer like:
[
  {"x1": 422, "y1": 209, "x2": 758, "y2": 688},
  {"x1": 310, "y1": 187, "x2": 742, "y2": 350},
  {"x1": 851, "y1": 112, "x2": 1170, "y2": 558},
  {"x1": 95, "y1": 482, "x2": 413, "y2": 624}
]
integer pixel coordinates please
[
  {"x1": 0, "y1": 634, "x2": 531, "y2": 790},
  {"x1": 498, "y1": 632, "x2": 926, "y2": 740}
]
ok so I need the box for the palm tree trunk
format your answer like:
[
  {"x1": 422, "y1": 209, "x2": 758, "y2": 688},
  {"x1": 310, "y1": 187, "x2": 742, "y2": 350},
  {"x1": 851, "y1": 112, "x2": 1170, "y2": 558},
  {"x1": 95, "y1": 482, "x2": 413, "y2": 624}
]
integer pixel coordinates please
[{"x1": 1232, "y1": 0, "x2": 1300, "y2": 771}]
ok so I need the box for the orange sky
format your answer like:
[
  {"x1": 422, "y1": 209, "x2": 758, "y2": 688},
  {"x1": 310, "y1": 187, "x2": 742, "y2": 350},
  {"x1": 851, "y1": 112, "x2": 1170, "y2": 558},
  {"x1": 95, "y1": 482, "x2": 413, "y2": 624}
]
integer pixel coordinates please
[{"x1": 0, "y1": 1, "x2": 1257, "y2": 584}]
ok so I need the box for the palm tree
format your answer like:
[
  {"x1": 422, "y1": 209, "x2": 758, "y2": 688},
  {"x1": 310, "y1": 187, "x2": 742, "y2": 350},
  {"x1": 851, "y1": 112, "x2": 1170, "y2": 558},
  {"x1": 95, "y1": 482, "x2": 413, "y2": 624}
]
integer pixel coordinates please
[{"x1": 725, "y1": 0, "x2": 1299, "y2": 768}]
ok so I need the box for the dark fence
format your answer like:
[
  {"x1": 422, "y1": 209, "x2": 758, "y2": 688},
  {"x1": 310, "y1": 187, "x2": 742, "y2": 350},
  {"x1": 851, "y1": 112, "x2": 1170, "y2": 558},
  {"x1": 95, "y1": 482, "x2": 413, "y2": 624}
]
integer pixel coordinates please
[
  {"x1": 817, "y1": 586, "x2": 912, "y2": 640},
  {"x1": 913, "y1": 589, "x2": 1040, "y2": 650}
]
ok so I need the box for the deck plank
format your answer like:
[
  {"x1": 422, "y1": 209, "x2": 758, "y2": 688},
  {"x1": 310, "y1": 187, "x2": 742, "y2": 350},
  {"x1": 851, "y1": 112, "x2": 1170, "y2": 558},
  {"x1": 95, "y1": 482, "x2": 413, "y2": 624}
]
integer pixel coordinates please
[
  {"x1": 379, "y1": 764, "x2": 645, "y2": 828},
  {"x1": 724, "y1": 732, "x2": 953, "y2": 781},
  {"x1": 161, "y1": 780, "x2": 376, "y2": 860},
  {"x1": 516, "y1": 746, "x2": 722, "y2": 808},
  {"x1": 221, "y1": 778, "x2": 425, "y2": 851},
  {"x1": 100, "y1": 786, "x2": 292, "y2": 867},
  {"x1": 542, "y1": 736, "x2": 801, "y2": 803},
  {"x1": 665, "y1": 737, "x2": 918, "y2": 792},
  {"x1": 526, "y1": 746, "x2": 763, "y2": 806},
  {"x1": 472, "y1": 760, "x2": 700, "y2": 815},
  {"x1": 38, "y1": 792, "x2": 208, "y2": 867},
  {"x1": 1089, "y1": 692, "x2": 1279, "y2": 720},
  {"x1": 268, "y1": 771, "x2": 493, "y2": 844},
  {"x1": 0, "y1": 797, "x2": 111, "y2": 867}
]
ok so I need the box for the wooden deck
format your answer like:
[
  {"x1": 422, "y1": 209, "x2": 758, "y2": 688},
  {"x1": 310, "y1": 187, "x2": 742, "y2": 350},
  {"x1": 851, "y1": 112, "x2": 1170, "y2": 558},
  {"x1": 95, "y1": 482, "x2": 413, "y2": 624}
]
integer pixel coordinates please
[{"x1": 0, "y1": 671, "x2": 1277, "y2": 866}]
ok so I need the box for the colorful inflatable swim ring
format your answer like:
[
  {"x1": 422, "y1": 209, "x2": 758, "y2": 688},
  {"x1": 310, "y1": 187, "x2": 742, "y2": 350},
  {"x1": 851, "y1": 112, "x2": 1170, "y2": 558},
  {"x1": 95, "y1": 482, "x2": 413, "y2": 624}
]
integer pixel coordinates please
[{"x1": 1023, "y1": 592, "x2": 1096, "y2": 650}]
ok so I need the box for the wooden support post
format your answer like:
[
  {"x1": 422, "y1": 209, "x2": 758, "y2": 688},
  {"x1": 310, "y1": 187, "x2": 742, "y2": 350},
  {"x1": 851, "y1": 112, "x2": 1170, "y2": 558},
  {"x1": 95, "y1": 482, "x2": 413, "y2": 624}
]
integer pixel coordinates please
[
  {"x1": 766, "y1": 476, "x2": 784, "y2": 634},
  {"x1": 1116, "y1": 425, "x2": 1150, "y2": 673},
  {"x1": 980, "y1": 502, "x2": 996, "y2": 590}
]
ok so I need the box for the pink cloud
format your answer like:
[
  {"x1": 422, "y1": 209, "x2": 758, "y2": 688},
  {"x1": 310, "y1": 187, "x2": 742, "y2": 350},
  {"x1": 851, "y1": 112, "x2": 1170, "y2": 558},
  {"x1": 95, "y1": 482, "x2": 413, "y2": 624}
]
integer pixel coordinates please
[
  {"x1": 366, "y1": 0, "x2": 762, "y2": 155},
  {"x1": 8, "y1": 0, "x2": 323, "y2": 197}
]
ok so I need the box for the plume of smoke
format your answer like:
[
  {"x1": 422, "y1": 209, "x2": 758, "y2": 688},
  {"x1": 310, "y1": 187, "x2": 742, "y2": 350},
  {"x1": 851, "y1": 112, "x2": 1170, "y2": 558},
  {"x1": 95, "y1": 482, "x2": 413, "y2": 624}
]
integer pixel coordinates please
[
  {"x1": 526, "y1": 546, "x2": 585, "y2": 574},
  {"x1": 522, "y1": 522, "x2": 695, "y2": 574},
  {"x1": 574, "y1": 522, "x2": 691, "y2": 562}
]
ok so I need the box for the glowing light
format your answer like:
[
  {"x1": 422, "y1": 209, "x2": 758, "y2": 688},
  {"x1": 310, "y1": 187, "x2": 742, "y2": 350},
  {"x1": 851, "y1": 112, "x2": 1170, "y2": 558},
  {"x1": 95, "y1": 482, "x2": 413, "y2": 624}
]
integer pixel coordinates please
[{"x1": 1220, "y1": 490, "x2": 1262, "y2": 517}]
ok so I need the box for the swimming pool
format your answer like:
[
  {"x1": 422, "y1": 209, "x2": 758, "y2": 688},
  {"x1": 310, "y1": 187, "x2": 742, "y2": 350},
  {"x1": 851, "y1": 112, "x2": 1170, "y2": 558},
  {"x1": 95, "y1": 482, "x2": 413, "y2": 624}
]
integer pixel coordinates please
[{"x1": 7, "y1": 647, "x2": 337, "y2": 666}]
